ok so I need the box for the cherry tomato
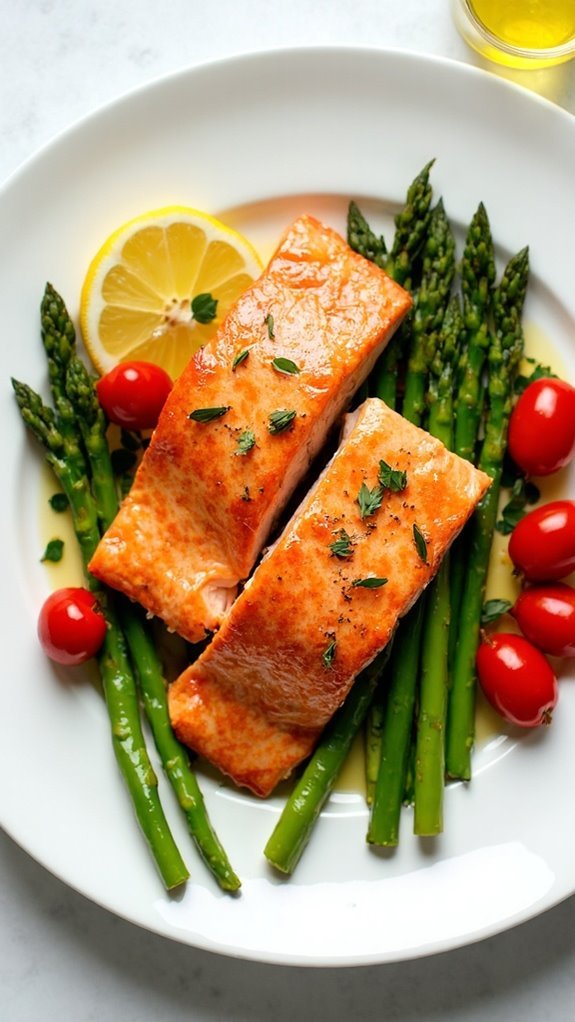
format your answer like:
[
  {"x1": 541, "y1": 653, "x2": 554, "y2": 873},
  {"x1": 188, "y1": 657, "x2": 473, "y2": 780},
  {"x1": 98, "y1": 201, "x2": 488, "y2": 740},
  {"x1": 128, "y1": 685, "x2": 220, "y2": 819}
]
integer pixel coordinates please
[
  {"x1": 97, "y1": 360, "x2": 173, "y2": 430},
  {"x1": 508, "y1": 500, "x2": 575, "y2": 581},
  {"x1": 38, "y1": 587, "x2": 107, "y2": 666},
  {"x1": 508, "y1": 378, "x2": 575, "y2": 477},
  {"x1": 512, "y1": 583, "x2": 575, "y2": 658},
  {"x1": 476, "y1": 633, "x2": 558, "y2": 728}
]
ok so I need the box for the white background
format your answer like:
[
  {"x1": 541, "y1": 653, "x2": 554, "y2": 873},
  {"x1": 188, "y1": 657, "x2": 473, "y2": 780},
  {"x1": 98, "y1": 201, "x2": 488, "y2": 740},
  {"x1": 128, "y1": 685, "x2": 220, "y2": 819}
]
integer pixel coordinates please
[{"x1": 1, "y1": 2, "x2": 575, "y2": 1019}]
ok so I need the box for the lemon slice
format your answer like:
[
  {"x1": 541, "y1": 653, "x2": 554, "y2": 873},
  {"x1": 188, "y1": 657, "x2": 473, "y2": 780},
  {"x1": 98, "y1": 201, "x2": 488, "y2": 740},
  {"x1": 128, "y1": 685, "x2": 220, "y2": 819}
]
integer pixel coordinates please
[{"x1": 80, "y1": 206, "x2": 263, "y2": 380}]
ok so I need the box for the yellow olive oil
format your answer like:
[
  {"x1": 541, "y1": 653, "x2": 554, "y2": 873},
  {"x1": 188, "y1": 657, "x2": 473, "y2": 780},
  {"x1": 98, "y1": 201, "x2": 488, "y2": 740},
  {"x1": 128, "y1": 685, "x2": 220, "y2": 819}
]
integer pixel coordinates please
[
  {"x1": 455, "y1": 0, "x2": 575, "y2": 67},
  {"x1": 471, "y1": 0, "x2": 575, "y2": 50}
]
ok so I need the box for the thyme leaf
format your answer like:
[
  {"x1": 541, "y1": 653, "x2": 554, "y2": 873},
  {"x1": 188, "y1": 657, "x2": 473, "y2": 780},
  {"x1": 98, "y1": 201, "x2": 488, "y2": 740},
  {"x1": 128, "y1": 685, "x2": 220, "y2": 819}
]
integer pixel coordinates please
[
  {"x1": 41, "y1": 538, "x2": 64, "y2": 563},
  {"x1": 268, "y1": 409, "x2": 296, "y2": 434},
  {"x1": 356, "y1": 482, "x2": 383, "y2": 520},
  {"x1": 189, "y1": 406, "x2": 231, "y2": 423},
  {"x1": 351, "y1": 577, "x2": 388, "y2": 589},
  {"x1": 329, "y1": 529, "x2": 354, "y2": 559},
  {"x1": 235, "y1": 428, "x2": 256, "y2": 455},
  {"x1": 232, "y1": 348, "x2": 250, "y2": 371},
  {"x1": 481, "y1": 598, "x2": 513, "y2": 625},
  {"x1": 48, "y1": 493, "x2": 69, "y2": 513},
  {"x1": 378, "y1": 459, "x2": 407, "y2": 493},
  {"x1": 191, "y1": 292, "x2": 218, "y2": 324},
  {"x1": 413, "y1": 523, "x2": 428, "y2": 562}
]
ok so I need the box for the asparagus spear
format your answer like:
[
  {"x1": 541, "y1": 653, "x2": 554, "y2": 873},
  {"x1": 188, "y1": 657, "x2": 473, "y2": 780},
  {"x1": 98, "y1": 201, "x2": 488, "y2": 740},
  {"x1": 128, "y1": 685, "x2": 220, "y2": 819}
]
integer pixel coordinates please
[
  {"x1": 348, "y1": 162, "x2": 434, "y2": 410},
  {"x1": 448, "y1": 205, "x2": 496, "y2": 671},
  {"x1": 12, "y1": 377, "x2": 188, "y2": 890},
  {"x1": 40, "y1": 283, "x2": 78, "y2": 440},
  {"x1": 413, "y1": 297, "x2": 464, "y2": 837},
  {"x1": 453, "y1": 203, "x2": 496, "y2": 461},
  {"x1": 367, "y1": 599, "x2": 424, "y2": 846},
  {"x1": 120, "y1": 606, "x2": 241, "y2": 891},
  {"x1": 364, "y1": 679, "x2": 387, "y2": 806},
  {"x1": 367, "y1": 211, "x2": 456, "y2": 845},
  {"x1": 349, "y1": 165, "x2": 434, "y2": 785},
  {"x1": 385, "y1": 160, "x2": 435, "y2": 289},
  {"x1": 446, "y1": 247, "x2": 529, "y2": 781},
  {"x1": 264, "y1": 645, "x2": 392, "y2": 875},
  {"x1": 402, "y1": 199, "x2": 456, "y2": 426},
  {"x1": 65, "y1": 356, "x2": 241, "y2": 891},
  {"x1": 347, "y1": 201, "x2": 387, "y2": 268}
]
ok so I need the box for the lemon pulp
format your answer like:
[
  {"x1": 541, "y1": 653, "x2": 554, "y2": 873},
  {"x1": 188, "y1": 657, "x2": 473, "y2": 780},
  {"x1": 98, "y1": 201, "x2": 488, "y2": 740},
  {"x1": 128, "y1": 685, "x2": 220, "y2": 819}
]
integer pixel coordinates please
[{"x1": 80, "y1": 207, "x2": 263, "y2": 380}]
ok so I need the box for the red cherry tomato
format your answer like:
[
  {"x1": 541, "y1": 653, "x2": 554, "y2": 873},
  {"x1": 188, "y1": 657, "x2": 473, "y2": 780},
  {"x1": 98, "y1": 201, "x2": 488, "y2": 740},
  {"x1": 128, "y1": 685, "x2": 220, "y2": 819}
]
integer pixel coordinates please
[
  {"x1": 512, "y1": 583, "x2": 575, "y2": 658},
  {"x1": 97, "y1": 360, "x2": 173, "y2": 430},
  {"x1": 38, "y1": 587, "x2": 107, "y2": 666},
  {"x1": 508, "y1": 378, "x2": 575, "y2": 477},
  {"x1": 476, "y1": 633, "x2": 558, "y2": 728},
  {"x1": 508, "y1": 500, "x2": 575, "y2": 581}
]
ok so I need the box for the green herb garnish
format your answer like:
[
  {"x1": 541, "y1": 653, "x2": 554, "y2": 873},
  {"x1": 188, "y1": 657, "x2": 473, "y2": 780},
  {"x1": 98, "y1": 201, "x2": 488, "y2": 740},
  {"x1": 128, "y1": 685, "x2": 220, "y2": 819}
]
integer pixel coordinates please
[
  {"x1": 235, "y1": 428, "x2": 256, "y2": 456},
  {"x1": 495, "y1": 477, "x2": 540, "y2": 535},
  {"x1": 514, "y1": 357, "x2": 558, "y2": 396},
  {"x1": 378, "y1": 459, "x2": 407, "y2": 493},
  {"x1": 272, "y1": 356, "x2": 300, "y2": 376},
  {"x1": 351, "y1": 577, "x2": 388, "y2": 589},
  {"x1": 329, "y1": 529, "x2": 354, "y2": 559},
  {"x1": 413, "y1": 523, "x2": 428, "y2": 562},
  {"x1": 268, "y1": 409, "x2": 296, "y2": 434},
  {"x1": 265, "y1": 313, "x2": 275, "y2": 339},
  {"x1": 191, "y1": 292, "x2": 218, "y2": 324},
  {"x1": 481, "y1": 598, "x2": 513, "y2": 625},
  {"x1": 189, "y1": 406, "x2": 231, "y2": 423},
  {"x1": 232, "y1": 348, "x2": 250, "y2": 371},
  {"x1": 356, "y1": 482, "x2": 383, "y2": 520},
  {"x1": 49, "y1": 493, "x2": 69, "y2": 513},
  {"x1": 322, "y1": 638, "x2": 336, "y2": 669},
  {"x1": 41, "y1": 538, "x2": 64, "y2": 563}
]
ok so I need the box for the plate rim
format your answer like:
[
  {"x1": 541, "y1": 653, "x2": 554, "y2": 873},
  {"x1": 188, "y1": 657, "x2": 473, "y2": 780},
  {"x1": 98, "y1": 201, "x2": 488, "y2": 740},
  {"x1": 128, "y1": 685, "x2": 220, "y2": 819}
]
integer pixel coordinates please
[{"x1": 1, "y1": 43, "x2": 575, "y2": 967}]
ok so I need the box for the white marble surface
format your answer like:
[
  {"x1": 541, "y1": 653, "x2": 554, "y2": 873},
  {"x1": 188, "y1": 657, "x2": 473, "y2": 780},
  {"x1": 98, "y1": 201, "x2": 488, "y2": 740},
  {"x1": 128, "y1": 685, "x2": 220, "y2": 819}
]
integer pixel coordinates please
[{"x1": 2, "y1": 2, "x2": 575, "y2": 1019}]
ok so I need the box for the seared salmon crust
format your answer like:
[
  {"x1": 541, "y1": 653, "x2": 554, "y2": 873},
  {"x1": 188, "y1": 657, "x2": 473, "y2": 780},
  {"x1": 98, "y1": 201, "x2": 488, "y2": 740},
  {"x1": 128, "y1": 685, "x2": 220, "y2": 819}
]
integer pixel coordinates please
[
  {"x1": 169, "y1": 399, "x2": 491, "y2": 796},
  {"x1": 89, "y1": 215, "x2": 412, "y2": 642}
]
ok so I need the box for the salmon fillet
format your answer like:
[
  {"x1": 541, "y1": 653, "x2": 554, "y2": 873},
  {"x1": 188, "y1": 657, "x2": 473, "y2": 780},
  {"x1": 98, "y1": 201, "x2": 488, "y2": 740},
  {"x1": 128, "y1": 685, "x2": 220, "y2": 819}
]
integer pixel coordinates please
[
  {"x1": 169, "y1": 398, "x2": 492, "y2": 796},
  {"x1": 89, "y1": 215, "x2": 412, "y2": 643}
]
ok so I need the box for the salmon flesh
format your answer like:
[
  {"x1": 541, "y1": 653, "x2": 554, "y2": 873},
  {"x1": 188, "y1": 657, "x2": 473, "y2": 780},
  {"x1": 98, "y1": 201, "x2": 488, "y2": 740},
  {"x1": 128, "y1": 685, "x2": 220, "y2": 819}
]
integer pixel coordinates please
[
  {"x1": 89, "y1": 215, "x2": 412, "y2": 642},
  {"x1": 169, "y1": 398, "x2": 492, "y2": 796}
]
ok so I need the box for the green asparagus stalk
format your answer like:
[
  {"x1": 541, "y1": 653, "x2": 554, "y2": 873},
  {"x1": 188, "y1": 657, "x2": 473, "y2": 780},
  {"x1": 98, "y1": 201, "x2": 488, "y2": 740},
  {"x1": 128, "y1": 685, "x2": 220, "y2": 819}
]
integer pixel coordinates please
[
  {"x1": 448, "y1": 205, "x2": 496, "y2": 671},
  {"x1": 367, "y1": 599, "x2": 425, "y2": 846},
  {"x1": 413, "y1": 296, "x2": 464, "y2": 836},
  {"x1": 385, "y1": 160, "x2": 435, "y2": 289},
  {"x1": 65, "y1": 354, "x2": 241, "y2": 891},
  {"x1": 364, "y1": 679, "x2": 387, "y2": 806},
  {"x1": 264, "y1": 645, "x2": 392, "y2": 875},
  {"x1": 402, "y1": 199, "x2": 456, "y2": 426},
  {"x1": 40, "y1": 283, "x2": 78, "y2": 439},
  {"x1": 446, "y1": 247, "x2": 529, "y2": 781},
  {"x1": 350, "y1": 165, "x2": 434, "y2": 781},
  {"x1": 12, "y1": 376, "x2": 189, "y2": 890},
  {"x1": 120, "y1": 606, "x2": 241, "y2": 891},
  {"x1": 347, "y1": 201, "x2": 387, "y2": 268},
  {"x1": 453, "y1": 203, "x2": 496, "y2": 461},
  {"x1": 366, "y1": 209, "x2": 456, "y2": 845},
  {"x1": 65, "y1": 357, "x2": 119, "y2": 529},
  {"x1": 348, "y1": 162, "x2": 434, "y2": 410}
]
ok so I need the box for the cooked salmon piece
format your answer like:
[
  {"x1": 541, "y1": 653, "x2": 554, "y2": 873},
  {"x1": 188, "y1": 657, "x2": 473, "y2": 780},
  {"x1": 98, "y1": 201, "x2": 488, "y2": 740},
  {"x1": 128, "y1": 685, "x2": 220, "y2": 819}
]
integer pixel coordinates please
[
  {"x1": 169, "y1": 398, "x2": 492, "y2": 796},
  {"x1": 89, "y1": 215, "x2": 412, "y2": 643}
]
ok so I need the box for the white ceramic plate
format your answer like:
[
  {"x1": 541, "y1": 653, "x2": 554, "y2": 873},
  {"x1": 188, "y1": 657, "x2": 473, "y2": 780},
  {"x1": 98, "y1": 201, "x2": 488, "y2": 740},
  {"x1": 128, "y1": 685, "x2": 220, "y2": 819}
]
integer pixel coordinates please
[{"x1": 1, "y1": 47, "x2": 574, "y2": 967}]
